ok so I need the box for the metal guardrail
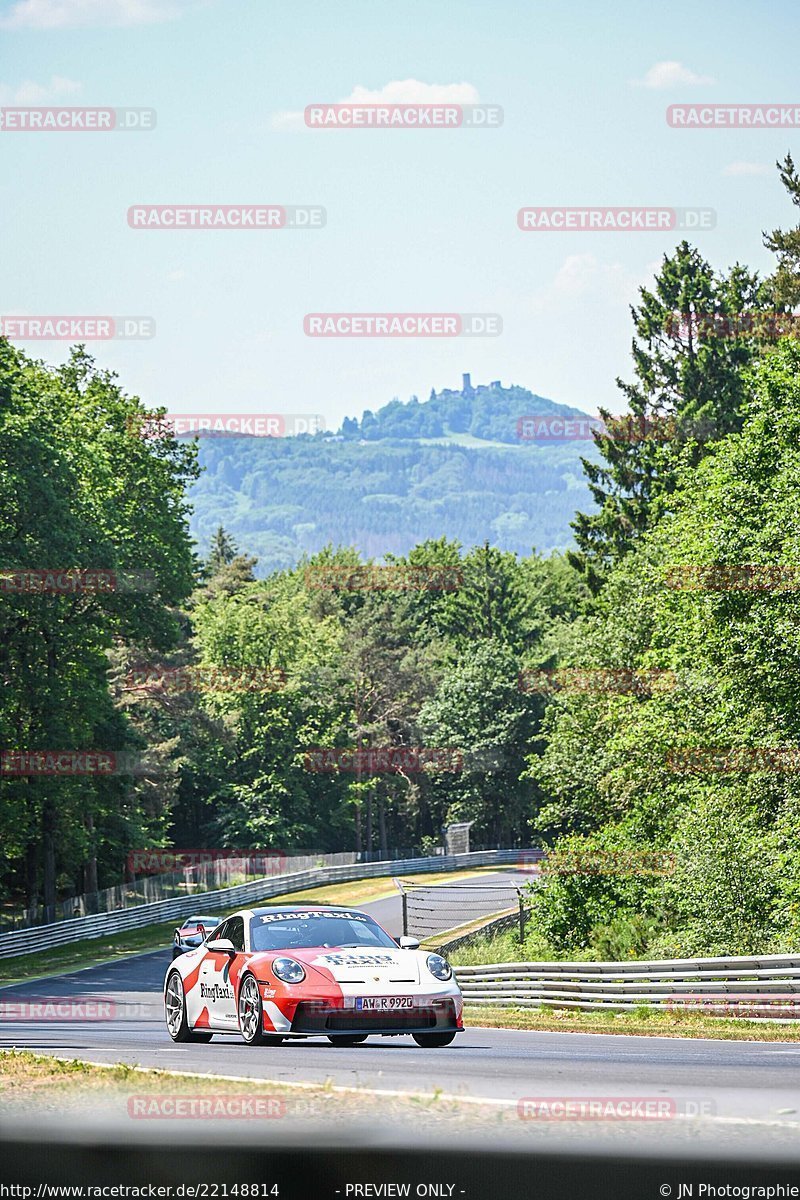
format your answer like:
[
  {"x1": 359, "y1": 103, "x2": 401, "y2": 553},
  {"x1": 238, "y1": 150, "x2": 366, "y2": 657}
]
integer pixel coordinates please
[
  {"x1": 0, "y1": 849, "x2": 525, "y2": 959},
  {"x1": 455, "y1": 953, "x2": 800, "y2": 1014},
  {"x1": 396, "y1": 880, "x2": 529, "y2": 940},
  {"x1": 1, "y1": 851, "x2": 360, "y2": 931}
]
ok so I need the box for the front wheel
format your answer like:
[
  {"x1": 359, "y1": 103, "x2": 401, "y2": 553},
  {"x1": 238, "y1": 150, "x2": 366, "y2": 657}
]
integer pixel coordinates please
[
  {"x1": 165, "y1": 971, "x2": 213, "y2": 1043},
  {"x1": 412, "y1": 1032, "x2": 457, "y2": 1048},
  {"x1": 327, "y1": 1034, "x2": 368, "y2": 1046},
  {"x1": 239, "y1": 974, "x2": 284, "y2": 1045}
]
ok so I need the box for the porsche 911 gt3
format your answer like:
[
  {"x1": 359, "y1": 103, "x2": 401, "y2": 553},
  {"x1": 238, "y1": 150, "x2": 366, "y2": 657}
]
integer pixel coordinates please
[{"x1": 163, "y1": 905, "x2": 463, "y2": 1047}]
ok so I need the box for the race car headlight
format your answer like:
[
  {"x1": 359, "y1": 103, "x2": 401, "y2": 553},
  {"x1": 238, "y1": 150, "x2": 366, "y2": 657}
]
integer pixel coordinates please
[
  {"x1": 426, "y1": 953, "x2": 452, "y2": 982},
  {"x1": 271, "y1": 957, "x2": 306, "y2": 984}
]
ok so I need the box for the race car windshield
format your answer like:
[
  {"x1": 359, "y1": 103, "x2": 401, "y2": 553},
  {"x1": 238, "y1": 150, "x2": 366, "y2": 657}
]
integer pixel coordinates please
[{"x1": 249, "y1": 913, "x2": 397, "y2": 952}]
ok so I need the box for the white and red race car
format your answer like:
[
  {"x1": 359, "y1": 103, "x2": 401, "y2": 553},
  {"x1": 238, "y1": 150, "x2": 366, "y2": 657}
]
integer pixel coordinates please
[{"x1": 163, "y1": 905, "x2": 463, "y2": 1047}]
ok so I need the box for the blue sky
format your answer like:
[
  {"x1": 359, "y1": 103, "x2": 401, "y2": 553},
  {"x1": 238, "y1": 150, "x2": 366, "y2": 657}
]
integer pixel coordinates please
[{"x1": 1, "y1": 0, "x2": 798, "y2": 429}]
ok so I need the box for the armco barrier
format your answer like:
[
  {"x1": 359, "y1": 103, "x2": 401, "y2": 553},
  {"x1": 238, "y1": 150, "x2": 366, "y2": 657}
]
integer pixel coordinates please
[
  {"x1": 0, "y1": 849, "x2": 524, "y2": 959},
  {"x1": 2, "y1": 850, "x2": 360, "y2": 931},
  {"x1": 455, "y1": 953, "x2": 800, "y2": 1014}
]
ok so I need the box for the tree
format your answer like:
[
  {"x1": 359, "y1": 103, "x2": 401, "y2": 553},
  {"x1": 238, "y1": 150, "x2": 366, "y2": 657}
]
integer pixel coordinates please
[
  {"x1": 569, "y1": 243, "x2": 770, "y2": 592},
  {"x1": 764, "y1": 153, "x2": 800, "y2": 307},
  {"x1": 187, "y1": 566, "x2": 352, "y2": 852},
  {"x1": 206, "y1": 526, "x2": 239, "y2": 573},
  {"x1": 530, "y1": 338, "x2": 800, "y2": 956},
  {"x1": 419, "y1": 641, "x2": 541, "y2": 845},
  {"x1": 0, "y1": 342, "x2": 198, "y2": 912},
  {"x1": 407, "y1": 540, "x2": 535, "y2": 651},
  {"x1": 333, "y1": 591, "x2": 439, "y2": 856}
]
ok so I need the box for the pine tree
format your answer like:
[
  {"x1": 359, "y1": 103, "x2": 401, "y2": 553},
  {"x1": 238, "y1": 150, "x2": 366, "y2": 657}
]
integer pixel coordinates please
[
  {"x1": 569, "y1": 243, "x2": 769, "y2": 592},
  {"x1": 764, "y1": 154, "x2": 800, "y2": 306},
  {"x1": 207, "y1": 526, "x2": 238, "y2": 573}
]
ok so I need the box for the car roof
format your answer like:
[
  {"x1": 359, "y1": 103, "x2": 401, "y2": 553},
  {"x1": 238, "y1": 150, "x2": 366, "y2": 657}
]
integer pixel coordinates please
[{"x1": 249, "y1": 904, "x2": 367, "y2": 916}]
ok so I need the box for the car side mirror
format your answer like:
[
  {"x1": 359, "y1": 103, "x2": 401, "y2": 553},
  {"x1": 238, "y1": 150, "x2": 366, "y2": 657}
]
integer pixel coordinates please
[
  {"x1": 206, "y1": 937, "x2": 236, "y2": 954},
  {"x1": 398, "y1": 936, "x2": 420, "y2": 950}
]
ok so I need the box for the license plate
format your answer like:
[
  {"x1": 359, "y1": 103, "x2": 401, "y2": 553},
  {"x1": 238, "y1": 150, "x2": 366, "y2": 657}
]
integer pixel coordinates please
[{"x1": 355, "y1": 996, "x2": 414, "y2": 1011}]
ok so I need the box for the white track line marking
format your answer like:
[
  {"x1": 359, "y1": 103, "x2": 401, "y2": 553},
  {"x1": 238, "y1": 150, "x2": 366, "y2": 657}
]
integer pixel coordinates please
[{"x1": 41, "y1": 1054, "x2": 800, "y2": 1128}]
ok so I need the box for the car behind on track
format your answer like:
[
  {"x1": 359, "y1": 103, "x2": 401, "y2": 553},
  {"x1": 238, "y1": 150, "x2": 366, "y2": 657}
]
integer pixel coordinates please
[{"x1": 172, "y1": 914, "x2": 222, "y2": 960}]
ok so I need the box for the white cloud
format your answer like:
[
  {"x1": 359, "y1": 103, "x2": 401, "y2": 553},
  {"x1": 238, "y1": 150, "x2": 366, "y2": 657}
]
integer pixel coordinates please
[
  {"x1": 271, "y1": 78, "x2": 480, "y2": 132},
  {"x1": 270, "y1": 109, "x2": 306, "y2": 133},
  {"x1": 633, "y1": 61, "x2": 715, "y2": 89},
  {"x1": 551, "y1": 253, "x2": 646, "y2": 302},
  {"x1": 552, "y1": 253, "x2": 602, "y2": 298},
  {"x1": 345, "y1": 80, "x2": 480, "y2": 105},
  {"x1": 0, "y1": 74, "x2": 81, "y2": 103},
  {"x1": 0, "y1": 0, "x2": 200, "y2": 29},
  {"x1": 528, "y1": 255, "x2": 659, "y2": 317},
  {"x1": 723, "y1": 161, "x2": 771, "y2": 177}
]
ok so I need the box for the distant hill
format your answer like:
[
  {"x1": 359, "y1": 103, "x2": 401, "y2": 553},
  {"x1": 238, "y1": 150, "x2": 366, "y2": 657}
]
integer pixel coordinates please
[
  {"x1": 339, "y1": 374, "x2": 592, "y2": 443},
  {"x1": 187, "y1": 376, "x2": 599, "y2": 575}
]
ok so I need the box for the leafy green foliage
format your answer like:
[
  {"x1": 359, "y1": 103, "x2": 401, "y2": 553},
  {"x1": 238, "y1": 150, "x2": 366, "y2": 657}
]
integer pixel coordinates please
[
  {"x1": 570, "y1": 242, "x2": 774, "y2": 591},
  {"x1": 0, "y1": 343, "x2": 198, "y2": 909}
]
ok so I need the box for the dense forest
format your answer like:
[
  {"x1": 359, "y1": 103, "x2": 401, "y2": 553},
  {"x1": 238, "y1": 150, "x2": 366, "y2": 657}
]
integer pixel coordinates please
[
  {"x1": 188, "y1": 383, "x2": 596, "y2": 573},
  {"x1": 3, "y1": 154, "x2": 800, "y2": 961}
]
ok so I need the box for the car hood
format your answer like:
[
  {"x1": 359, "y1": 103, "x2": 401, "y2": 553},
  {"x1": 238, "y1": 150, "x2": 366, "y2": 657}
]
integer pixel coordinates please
[{"x1": 256, "y1": 946, "x2": 422, "y2": 985}]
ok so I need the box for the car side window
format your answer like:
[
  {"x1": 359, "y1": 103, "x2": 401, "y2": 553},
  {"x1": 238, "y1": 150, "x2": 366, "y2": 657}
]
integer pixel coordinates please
[
  {"x1": 228, "y1": 916, "x2": 245, "y2": 952},
  {"x1": 210, "y1": 919, "x2": 229, "y2": 943}
]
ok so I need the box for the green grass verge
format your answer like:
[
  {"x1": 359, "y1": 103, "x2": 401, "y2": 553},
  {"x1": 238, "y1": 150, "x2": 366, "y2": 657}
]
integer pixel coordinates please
[
  {"x1": 0, "y1": 1051, "x2": 483, "y2": 1123},
  {"x1": 264, "y1": 866, "x2": 500, "y2": 910},
  {"x1": 466, "y1": 1003, "x2": 800, "y2": 1041},
  {"x1": 449, "y1": 928, "x2": 558, "y2": 966}
]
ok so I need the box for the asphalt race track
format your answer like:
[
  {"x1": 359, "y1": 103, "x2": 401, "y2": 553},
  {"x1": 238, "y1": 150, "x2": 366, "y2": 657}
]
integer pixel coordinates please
[{"x1": 3, "y1": 873, "x2": 800, "y2": 1147}]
